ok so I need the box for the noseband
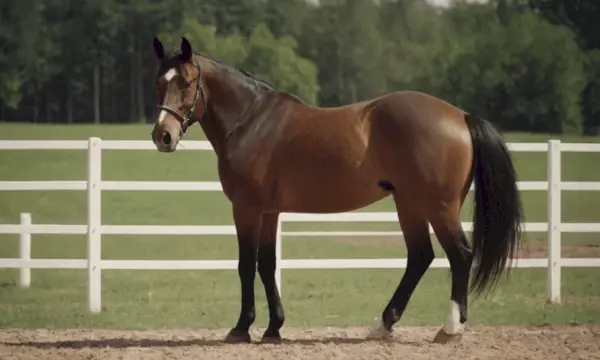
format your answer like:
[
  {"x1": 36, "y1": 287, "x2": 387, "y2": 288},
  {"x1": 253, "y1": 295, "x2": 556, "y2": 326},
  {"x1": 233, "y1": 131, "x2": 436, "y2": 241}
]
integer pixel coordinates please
[{"x1": 156, "y1": 60, "x2": 207, "y2": 137}]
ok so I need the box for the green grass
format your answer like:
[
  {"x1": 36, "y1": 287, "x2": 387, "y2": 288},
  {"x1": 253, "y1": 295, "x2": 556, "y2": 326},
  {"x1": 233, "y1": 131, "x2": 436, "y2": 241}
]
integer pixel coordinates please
[{"x1": 0, "y1": 123, "x2": 599, "y2": 329}]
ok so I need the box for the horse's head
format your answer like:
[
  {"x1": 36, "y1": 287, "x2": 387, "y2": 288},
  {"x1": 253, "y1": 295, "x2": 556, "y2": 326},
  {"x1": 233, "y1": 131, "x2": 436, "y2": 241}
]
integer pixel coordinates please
[{"x1": 150, "y1": 37, "x2": 208, "y2": 152}]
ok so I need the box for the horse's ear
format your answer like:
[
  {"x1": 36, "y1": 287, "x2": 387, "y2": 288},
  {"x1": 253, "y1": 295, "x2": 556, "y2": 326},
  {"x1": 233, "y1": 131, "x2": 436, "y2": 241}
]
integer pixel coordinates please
[
  {"x1": 180, "y1": 37, "x2": 192, "y2": 62},
  {"x1": 153, "y1": 37, "x2": 165, "y2": 60}
]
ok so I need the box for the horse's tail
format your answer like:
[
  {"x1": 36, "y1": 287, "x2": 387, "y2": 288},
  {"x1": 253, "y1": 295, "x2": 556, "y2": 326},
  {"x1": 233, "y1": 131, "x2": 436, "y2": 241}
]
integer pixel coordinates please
[{"x1": 465, "y1": 113, "x2": 524, "y2": 295}]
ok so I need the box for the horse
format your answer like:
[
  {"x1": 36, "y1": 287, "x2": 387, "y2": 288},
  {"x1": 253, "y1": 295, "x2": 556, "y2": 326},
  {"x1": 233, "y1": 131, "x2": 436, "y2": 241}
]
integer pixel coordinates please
[{"x1": 149, "y1": 36, "x2": 524, "y2": 344}]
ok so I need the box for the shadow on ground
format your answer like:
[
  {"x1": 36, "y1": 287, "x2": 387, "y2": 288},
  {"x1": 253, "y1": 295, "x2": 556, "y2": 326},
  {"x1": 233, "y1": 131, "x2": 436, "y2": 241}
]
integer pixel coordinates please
[{"x1": 2, "y1": 336, "x2": 424, "y2": 349}]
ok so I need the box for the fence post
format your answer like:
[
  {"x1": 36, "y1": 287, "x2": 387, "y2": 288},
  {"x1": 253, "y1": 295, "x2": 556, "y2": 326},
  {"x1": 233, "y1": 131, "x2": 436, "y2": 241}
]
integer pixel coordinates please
[
  {"x1": 547, "y1": 139, "x2": 561, "y2": 303},
  {"x1": 87, "y1": 137, "x2": 102, "y2": 312},
  {"x1": 275, "y1": 216, "x2": 282, "y2": 293},
  {"x1": 19, "y1": 212, "x2": 32, "y2": 288}
]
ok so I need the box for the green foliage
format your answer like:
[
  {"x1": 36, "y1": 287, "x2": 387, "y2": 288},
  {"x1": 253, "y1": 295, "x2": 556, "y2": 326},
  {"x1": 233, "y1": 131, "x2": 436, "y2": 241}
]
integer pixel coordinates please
[
  {"x1": 0, "y1": 0, "x2": 597, "y2": 134},
  {"x1": 0, "y1": 0, "x2": 44, "y2": 107},
  {"x1": 440, "y1": 10, "x2": 586, "y2": 133},
  {"x1": 243, "y1": 24, "x2": 319, "y2": 104},
  {"x1": 527, "y1": 0, "x2": 600, "y2": 135},
  {"x1": 529, "y1": 0, "x2": 600, "y2": 50},
  {"x1": 581, "y1": 51, "x2": 600, "y2": 135},
  {"x1": 159, "y1": 19, "x2": 319, "y2": 104}
]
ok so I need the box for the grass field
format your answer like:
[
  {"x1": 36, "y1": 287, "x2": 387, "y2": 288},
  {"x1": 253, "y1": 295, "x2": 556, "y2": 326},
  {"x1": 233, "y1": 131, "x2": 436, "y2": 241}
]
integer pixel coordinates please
[{"x1": 0, "y1": 123, "x2": 599, "y2": 330}]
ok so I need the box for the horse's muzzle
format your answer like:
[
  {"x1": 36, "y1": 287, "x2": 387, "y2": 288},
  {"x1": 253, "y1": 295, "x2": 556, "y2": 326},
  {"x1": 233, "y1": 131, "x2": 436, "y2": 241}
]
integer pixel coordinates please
[{"x1": 152, "y1": 125, "x2": 179, "y2": 153}]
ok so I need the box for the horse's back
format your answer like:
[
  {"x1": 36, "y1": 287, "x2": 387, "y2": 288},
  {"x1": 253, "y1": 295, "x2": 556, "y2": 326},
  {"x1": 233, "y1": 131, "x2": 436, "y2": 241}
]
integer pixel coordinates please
[
  {"x1": 368, "y1": 90, "x2": 471, "y2": 145},
  {"x1": 369, "y1": 90, "x2": 466, "y2": 124}
]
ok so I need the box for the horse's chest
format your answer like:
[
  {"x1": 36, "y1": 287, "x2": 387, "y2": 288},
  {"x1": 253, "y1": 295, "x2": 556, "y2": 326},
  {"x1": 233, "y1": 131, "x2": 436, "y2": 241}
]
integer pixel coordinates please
[{"x1": 217, "y1": 155, "x2": 266, "y2": 204}]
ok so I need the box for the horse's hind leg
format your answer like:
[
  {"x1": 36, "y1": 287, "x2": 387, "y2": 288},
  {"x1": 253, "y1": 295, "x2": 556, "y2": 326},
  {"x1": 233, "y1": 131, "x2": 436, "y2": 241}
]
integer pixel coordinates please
[
  {"x1": 429, "y1": 201, "x2": 473, "y2": 344},
  {"x1": 368, "y1": 198, "x2": 434, "y2": 339}
]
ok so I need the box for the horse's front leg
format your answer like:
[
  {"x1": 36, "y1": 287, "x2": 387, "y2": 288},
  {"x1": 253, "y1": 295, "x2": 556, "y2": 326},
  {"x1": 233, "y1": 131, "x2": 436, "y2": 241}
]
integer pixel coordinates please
[
  {"x1": 257, "y1": 212, "x2": 285, "y2": 343},
  {"x1": 224, "y1": 204, "x2": 263, "y2": 343}
]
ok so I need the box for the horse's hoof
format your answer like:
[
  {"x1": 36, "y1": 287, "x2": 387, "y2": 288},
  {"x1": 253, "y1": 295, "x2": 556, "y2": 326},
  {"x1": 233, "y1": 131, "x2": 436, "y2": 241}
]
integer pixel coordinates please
[
  {"x1": 432, "y1": 329, "x2": 463, "y2": 344},
  {"x1": 224, "y1": 328, "x2": 252, "y2": 344},
  {"x1": 261, "y1": 329, "x2": 282, "y2": 344},
  {"x1": 366, "y1": 319, "x2": 393, "y2": 340}
]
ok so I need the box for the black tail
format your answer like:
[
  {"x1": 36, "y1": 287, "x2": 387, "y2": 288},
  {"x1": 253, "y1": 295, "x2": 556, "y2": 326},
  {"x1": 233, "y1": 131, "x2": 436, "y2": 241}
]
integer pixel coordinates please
[{"x1": 465, "y1": 114, "x2": 524, "y2": 295}]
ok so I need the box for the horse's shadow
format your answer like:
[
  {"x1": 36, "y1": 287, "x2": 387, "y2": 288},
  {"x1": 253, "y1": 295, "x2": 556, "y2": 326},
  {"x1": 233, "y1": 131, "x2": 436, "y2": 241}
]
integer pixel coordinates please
[
  {"x1": 2, "y1": 336, "x2": 423, "y2": 349},
  {"x1": 0, "y1": 281, "x2": 16, "y2": 288}
]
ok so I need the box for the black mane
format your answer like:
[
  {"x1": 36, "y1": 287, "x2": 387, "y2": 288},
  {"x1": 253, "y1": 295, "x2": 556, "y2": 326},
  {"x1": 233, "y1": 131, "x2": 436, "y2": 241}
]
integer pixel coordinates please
[
  {"x1": 158, "y1": 48, "x2": 276, "y2": 92},
  {"x1": 158, "y1": 48, "x2": 306, "y2": 104},
  {"x1": 197, "y1": 51, "x2": 277, "y2": 92}
]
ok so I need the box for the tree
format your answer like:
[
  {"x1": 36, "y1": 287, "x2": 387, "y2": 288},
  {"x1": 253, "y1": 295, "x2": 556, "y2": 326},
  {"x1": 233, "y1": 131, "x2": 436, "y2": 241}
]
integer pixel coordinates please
[
  {"x1": 581, "y1": 51, "x2": 600, "y2": 135},
  {"x1": 159, "y1": 19, "x2": 320, "y2": 104},
  {"x1": 263, "y1": 0, "x2": 314, "y2": 39},
  {"x1": 299, "y1": 0, "x2": 387, "y2": 106},
  {"x1": 0, "y1": 0, "x2": 48, "y2": 109},
  {"x1": 0, "y1": 0, "x2": 593, "y2": 134},
  {"x1": 441, "y1": 11, "x2": 586, "y2": 133},
  {"x1": 529, "y1": 0, "x2": 600, "y2": 135},
  {"x1": 243, "y1": 24, "x2": 319, "y2": 104},
  {"x1": 379, "y1": 0, "x2": 467, "y2": 95},
  {"x1": 528, "y1": 0, "x2": 600, "y2": 50}
]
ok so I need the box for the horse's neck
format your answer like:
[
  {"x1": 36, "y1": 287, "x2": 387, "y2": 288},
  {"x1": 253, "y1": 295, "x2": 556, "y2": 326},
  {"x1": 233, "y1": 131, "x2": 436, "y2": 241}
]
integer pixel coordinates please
[{"x1": 198, "y1": 68, "x2": 266, "y2": 157}]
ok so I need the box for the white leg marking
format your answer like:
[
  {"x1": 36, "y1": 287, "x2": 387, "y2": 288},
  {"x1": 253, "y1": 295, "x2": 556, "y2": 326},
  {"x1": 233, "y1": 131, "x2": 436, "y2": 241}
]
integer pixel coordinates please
[
  {"x1": 442, "y1": 300, "x2": 463, "y2": 334},
  {"x1": 366, "y1": 317, "x2": 391, "y2": 339}
]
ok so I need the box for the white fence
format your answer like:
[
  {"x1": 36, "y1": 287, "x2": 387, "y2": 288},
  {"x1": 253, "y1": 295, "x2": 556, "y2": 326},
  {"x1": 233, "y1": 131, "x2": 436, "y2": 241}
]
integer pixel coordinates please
[{"x1": 1, "y1": 138, "x2": 600, "y2": 312}]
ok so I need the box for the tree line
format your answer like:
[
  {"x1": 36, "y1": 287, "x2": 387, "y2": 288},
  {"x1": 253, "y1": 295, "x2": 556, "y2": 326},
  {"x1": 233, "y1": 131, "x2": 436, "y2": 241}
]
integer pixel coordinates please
[{"x1": 1, "y1": 0, "x2": 599, "y2": 135}]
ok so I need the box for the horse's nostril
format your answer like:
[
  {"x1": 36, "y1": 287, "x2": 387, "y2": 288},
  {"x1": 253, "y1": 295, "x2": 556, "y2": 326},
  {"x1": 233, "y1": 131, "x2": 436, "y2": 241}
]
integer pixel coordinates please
[{"x1": 162, "y1": 132, "x2": 172, "y2": 146}]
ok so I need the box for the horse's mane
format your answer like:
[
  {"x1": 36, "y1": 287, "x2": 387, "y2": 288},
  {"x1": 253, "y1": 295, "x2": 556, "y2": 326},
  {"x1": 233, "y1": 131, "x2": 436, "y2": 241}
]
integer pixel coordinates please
[
  {"x1": 197, "y1": 51, "x2": 277, "y2": 92},
  {"x1": 161, "y1": 47, "x2": 305, "y2": 104}
]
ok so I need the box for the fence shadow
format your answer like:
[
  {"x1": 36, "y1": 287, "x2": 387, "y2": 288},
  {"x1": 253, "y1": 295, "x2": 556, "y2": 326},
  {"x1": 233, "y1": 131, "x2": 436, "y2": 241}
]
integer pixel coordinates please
[{"x1": 2, "y1": 336, "x2": 423, "y2": 349}]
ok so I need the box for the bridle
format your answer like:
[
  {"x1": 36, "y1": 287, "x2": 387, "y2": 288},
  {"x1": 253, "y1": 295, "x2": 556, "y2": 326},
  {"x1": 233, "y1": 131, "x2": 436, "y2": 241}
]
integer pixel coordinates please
[{"x1": 156, "y1": 59, "x2": 207, "y2": 137}]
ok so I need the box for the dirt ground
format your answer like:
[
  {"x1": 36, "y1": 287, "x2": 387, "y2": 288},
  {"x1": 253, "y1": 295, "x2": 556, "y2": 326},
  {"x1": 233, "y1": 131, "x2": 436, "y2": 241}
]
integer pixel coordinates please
[{"x1": 1, "y1": 325, "x2": 599, "y2": 360}]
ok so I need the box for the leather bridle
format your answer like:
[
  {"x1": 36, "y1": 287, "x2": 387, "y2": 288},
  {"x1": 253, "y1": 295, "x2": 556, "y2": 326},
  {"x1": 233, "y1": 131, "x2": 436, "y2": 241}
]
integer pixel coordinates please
[{"x1": 156, "y1": 59, "x2": 207, "y2": 137}]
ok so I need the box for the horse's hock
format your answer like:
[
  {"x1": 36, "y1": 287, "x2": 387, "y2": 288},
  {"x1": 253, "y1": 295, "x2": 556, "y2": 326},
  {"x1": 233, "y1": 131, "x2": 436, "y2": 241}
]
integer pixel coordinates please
[{"x1": 1, "y1": 325, "x2": 598, "y2": 360}]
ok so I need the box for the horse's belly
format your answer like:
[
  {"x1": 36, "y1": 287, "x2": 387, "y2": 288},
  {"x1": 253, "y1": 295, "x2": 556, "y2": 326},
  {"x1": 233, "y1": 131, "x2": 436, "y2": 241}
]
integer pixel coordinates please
[{"x1": 271, "y1": 169, "x2": 388, "y2": 213}]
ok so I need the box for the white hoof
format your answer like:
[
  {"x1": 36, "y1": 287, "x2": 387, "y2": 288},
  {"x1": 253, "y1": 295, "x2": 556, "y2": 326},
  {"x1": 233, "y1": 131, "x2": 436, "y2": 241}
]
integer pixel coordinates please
[
  {"x1": 442, "y1": 301, "x2": 465, "y2": 335},
  {"x1": 432, "y1": 300, "x2": 466, "y2": 344},
  {"x1": 366, "y1": 318, "x2": 392, "y2": 340}
]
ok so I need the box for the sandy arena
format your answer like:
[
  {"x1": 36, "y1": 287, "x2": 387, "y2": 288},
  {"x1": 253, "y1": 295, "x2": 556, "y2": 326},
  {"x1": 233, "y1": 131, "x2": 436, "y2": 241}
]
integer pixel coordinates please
[{"x1": 1, "y1": 325, "x2": 599, "y2": 360}]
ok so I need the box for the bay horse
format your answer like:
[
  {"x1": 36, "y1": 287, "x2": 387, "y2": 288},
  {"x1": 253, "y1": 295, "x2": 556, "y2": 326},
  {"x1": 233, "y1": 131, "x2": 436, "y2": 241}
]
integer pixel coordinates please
[{"x1": 150, "y1": 37, "x2": 523, "y2": 344}]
